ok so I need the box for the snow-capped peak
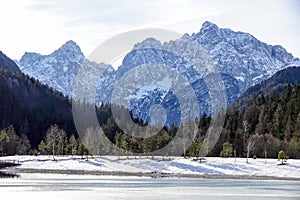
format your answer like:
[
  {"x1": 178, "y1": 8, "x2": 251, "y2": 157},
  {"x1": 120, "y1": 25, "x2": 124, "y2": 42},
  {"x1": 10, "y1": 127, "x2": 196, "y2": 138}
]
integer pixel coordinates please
[
  {"x1": 133, "y1": 38, "x2": 163, "y2": 50},
  {"x1": 191, "y1": 21, "x2": 297, "y2": 92},
  {"x1": 201, "y1": 21, "x2": 219, "y2": 30},
  {"x1": 52, "y1": 40, "x2": 84, "y2": 59}
]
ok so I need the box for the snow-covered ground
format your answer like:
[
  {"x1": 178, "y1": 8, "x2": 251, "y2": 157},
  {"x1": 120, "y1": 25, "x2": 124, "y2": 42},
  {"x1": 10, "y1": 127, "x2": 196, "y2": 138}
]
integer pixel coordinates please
[{"x1": 1, "y1": 156, "x2": 300, "y2": 179}]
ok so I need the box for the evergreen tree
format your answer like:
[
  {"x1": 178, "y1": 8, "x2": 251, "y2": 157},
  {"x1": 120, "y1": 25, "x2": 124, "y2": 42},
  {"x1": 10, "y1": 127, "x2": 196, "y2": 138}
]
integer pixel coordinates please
[
  {"x1": 57, "y1": 131, "x2": 68, "y2": 155},
  {"x1": 220, "y1": 142, "x2": 232, "y2": 158},
  {"x1": 38, "y1": 140, "x2": 46, "y2": 154},
  {"x1": 284, "y1": 115, "x2": 293, "y2": 141},
  {"x1": 69, "y1": 135, "x2": 76, "y2": 156},
  {"x1": 16, "y1": 134, "x2": 31, "y2": 155},
  {"x1": 76, "y1": 138, "x2": 85, "y2": 158},
  {"x1": 115, "y1": 133, "x2": 123, "y2": 158},
  {"x1": 6, "y1": 125, "x2": 19, "y2": 155},
  {"x1": 0, "y1": 130, "x2": 10, "y2": 156},
  {"x1": 142, "y1": 137, "x2": 155, "y2": 157}
]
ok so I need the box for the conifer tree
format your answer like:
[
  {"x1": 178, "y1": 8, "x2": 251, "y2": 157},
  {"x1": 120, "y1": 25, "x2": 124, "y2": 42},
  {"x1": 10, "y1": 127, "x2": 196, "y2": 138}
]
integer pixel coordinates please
[{"x1": 38, "y1": 140, "x2": 46, "y2": 154}]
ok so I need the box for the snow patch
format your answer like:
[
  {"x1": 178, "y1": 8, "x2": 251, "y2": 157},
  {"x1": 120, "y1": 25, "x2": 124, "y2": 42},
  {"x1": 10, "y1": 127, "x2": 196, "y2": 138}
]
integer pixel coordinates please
[{"x1": 1, "y1": 156, "x2": 300, "y2": 179}]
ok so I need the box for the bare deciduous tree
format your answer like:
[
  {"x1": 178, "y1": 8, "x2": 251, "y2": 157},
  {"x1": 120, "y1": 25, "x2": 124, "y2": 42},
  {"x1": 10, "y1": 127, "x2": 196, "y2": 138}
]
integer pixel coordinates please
[
  {"x1": 46, "y1": 124, "x2": 63, "y2": 160},
  {"x1": 246, "y1": 135, "x2": 256, "y2": 163}
]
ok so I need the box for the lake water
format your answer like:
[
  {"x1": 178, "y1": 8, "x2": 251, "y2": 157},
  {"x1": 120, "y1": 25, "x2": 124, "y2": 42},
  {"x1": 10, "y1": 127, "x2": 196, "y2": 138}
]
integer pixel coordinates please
[{"x1": 0, "y1": 173, "x2": 299, "y2": 200}]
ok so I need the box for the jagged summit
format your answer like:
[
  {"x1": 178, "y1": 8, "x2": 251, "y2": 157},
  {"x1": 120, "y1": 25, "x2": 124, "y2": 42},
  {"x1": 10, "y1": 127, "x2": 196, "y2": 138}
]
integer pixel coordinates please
[
  {"x1": 133, "y1": 38, "x2": 163, "y2": 50},
  {"x1": 58, "y1": 40, "x2": 81, "y2": 52},
  {"x1": 52, "y1": 40, "x2": 84, "y2": 59},
  {"x1": 201, "y1": 21, "x2": 219, "y2": 30},
  {"x1": 65, "y1": 40, "x2": 79, "y2": 46}
]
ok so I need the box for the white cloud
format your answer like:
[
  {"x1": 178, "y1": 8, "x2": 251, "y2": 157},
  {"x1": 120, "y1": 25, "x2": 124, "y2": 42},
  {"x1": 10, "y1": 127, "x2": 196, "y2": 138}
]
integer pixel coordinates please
[{"x1": 0, "y1": 0, "x2": 299, "y2": 60}]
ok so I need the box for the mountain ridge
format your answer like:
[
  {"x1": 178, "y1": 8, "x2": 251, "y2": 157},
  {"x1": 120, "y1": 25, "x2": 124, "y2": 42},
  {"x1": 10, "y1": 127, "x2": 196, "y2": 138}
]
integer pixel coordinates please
[
  {"x1": 232, "y1": 65, "x2": 300, "y2": 109},
  {"x1": 0, "y1": 51, "x2": 21, "y2": 72},
  {"x1": 17, "y1": 21, "x2": 299, "y2": 125}
]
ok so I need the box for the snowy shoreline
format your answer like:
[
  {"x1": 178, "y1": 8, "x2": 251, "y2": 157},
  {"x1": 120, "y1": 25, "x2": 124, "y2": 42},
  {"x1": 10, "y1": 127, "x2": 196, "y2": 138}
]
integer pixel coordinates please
[{"x1": 1, "y1": 156, "x2": 300, "y2": 180}]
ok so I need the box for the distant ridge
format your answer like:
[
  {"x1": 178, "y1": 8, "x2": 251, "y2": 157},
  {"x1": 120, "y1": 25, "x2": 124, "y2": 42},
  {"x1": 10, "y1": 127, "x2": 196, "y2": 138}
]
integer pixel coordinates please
[
  {"x1": 0, "y1": 51, "x2": 20, "y2": 72},
  {"x1": 233, "y1": 66, "x2": 300, "y2": 108}
]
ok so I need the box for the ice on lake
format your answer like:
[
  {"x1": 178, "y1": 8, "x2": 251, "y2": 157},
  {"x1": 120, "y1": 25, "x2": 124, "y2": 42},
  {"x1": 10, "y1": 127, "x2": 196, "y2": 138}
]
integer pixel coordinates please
[{"x1": 1, "y1": 173, "x2": 299, "y2": 200}]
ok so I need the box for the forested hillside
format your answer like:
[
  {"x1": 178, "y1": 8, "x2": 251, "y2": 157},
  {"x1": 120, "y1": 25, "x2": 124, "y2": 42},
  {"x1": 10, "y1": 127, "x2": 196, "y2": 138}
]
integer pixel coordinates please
[
  {"x1": 208, "y1": 83, "x2": 300, "y2": 158},
  {"x1": 0, "y1": 68, "x2": 115, "y2": 156},
  {"x1": 0, "y1": 68, "x2": 76, "y2": 147},
  {"x1": 78, "y1": 83, "x2": 300, "y2": 159}
]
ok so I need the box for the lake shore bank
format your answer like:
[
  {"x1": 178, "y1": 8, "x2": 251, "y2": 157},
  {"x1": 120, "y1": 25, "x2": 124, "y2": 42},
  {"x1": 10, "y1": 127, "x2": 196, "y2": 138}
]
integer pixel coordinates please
[
  {"x1": 3, "y1": 167, "x2": 300, "y2": 181},
  {"x1": 1, "y1": 155, "x2": 300, "y2": 180}
]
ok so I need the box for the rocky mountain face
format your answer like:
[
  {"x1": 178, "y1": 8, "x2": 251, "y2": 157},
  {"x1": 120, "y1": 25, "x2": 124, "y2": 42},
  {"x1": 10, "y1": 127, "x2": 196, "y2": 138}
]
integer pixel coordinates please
[
  {"x1": 18, "y1": 22, "x2": 298, "y2": 126},
  {"x1": 191, "y1": 21, "x2": 297, "y2": 92},
  {"x1": 19, "y1": 40, "x2": 116, "y2": 101},
  {"x1": 19, "y1": 40, "x2": 85, "y2": 95},
  {"x1": 118, "y1": 36, "x2": 240, "y2": 125},
  {"x1": 0, "y1": 51, "x2": 21, "y2": 72}
]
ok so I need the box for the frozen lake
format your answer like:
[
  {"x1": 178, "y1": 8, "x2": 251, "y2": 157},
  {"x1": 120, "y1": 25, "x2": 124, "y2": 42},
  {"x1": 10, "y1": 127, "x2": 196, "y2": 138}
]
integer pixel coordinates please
[{"x1": 0, "y1": 173, "x2": 300, "y2": 200}]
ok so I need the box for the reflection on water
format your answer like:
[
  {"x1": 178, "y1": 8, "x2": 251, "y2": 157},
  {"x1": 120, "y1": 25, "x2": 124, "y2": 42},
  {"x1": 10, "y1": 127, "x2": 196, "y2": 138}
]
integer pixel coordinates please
[{"x1": 0, "y1": 171, "x2": 19, "y2": 178}]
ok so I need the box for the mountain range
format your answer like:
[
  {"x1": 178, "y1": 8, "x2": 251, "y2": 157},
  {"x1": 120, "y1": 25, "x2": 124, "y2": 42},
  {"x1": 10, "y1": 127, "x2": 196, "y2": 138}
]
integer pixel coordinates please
[{"x1": 17, "y1": 21, "x2": 299, "y2": 126}]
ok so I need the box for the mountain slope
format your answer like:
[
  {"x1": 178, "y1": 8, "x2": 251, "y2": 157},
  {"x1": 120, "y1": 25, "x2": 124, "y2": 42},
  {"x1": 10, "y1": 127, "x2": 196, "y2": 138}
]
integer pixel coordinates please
[
  {"x1": 0, "y1": 52, "x2": 77, "y2": 147},
  {"x1": 0, "y1": 51, "x2": 21, "y2": 72},
  {"x1": 0, "y1": 69, "x2": 77, "y2": 147},
  {"x1": 233, "y1": 66, "x2": 300, "y2": 108}
]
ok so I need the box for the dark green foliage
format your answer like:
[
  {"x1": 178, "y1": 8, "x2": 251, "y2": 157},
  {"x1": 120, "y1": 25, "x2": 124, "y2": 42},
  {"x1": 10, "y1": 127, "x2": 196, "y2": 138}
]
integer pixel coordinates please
[
  {"x1": 0, "y1": 129, "x2": 9, "y2": 155},
  {"x1": 0, "y1": 125, "x2": 31, "y2": 155},
  {"x1": 0, "y1": 69, "x2": 77, "y2": 148},
  {"x1": 217, "y1": 84, "x2": 300, "y2": 158},
  {"x1": 38, "y1": 140, "x2": 46, "y2": 154},
  {"x1": 17, "y1": 134, "x2": 31, "y2": 155},
  {"x1": 220, "y1": 142, "x2": 233, "y2": 157}
]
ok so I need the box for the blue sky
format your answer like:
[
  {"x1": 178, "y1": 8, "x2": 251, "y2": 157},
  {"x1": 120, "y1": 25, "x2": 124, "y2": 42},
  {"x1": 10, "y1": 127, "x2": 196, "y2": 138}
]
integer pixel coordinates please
[{"x1": 1, "y1": 0, "x2": 299, "y2": 60}]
